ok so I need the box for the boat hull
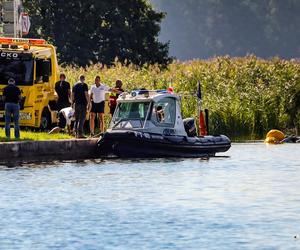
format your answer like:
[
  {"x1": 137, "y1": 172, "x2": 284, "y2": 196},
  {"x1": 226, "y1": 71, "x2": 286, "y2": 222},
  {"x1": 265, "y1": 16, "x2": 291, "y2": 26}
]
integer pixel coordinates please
[{"x1": 97, "y1": 130, "x2": 231, "y2": 158}]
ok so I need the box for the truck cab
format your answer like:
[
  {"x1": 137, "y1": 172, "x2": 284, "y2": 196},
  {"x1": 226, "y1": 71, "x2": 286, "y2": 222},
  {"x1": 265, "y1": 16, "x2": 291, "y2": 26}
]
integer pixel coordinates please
[{"x1": 0, "y1": 37, "x2": 59, "y2": 129}]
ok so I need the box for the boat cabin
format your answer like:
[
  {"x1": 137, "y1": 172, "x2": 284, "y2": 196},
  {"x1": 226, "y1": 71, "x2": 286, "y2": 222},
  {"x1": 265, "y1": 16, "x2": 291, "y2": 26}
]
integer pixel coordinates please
[{"x1": 109, "y1": 90, "x2": 188, "y2": 136}]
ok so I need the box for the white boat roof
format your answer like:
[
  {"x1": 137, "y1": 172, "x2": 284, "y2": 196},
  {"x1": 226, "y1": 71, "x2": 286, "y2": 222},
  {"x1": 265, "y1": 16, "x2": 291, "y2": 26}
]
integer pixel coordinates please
[{"x1": 117, "y1": 90, "x2": 180, "y2": 103}]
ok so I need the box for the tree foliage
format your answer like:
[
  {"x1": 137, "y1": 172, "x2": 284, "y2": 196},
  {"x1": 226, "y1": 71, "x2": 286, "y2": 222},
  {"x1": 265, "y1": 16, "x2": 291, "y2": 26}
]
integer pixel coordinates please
[
  {"x1": 23, "y1": 0, "x2": 171, "y2": 66},
  {"x1": 151, "y1": 0, "x2": 300, "y2": 60}
]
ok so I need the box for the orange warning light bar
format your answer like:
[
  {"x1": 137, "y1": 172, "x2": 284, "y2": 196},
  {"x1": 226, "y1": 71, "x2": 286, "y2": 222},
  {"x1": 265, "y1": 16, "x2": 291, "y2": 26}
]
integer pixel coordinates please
[{"x1": 0, "y1": 37, "x2": 46, "y2": 45}]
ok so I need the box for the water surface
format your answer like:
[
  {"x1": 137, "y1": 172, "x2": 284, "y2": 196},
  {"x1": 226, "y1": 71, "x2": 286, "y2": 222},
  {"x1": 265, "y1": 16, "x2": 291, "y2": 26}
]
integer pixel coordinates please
[{"x1": 0, "y1": 143, "x2": 300, "y2": 249}]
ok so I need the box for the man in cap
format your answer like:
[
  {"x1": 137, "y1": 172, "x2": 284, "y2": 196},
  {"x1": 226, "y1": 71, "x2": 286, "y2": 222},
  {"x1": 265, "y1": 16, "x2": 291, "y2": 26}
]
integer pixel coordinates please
[{"x1": 3, "y1": 78, "x2": 21, "y2": 139}]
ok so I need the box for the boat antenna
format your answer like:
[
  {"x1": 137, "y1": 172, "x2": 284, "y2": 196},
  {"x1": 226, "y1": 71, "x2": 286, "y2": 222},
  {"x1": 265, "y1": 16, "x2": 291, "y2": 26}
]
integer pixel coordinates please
[{"x1": 197, "y1": 81, "x2": 202, "y2": 100}]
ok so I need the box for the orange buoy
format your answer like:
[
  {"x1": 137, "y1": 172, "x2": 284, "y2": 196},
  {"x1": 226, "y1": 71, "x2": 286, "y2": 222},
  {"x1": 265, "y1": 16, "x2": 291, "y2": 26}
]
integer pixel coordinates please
[{"x1": 264, "y1": 129, "x2": 285, "y2": 144}]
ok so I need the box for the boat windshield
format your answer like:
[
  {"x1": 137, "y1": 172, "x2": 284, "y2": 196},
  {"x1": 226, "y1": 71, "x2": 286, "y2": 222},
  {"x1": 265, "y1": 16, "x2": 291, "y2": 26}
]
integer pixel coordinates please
[
  {"x1": 111, "y1": 101, "x2": 151, "y2": 129},
  {"x1": 0, "y1": 57, "x2": 34, "y2": 85}
]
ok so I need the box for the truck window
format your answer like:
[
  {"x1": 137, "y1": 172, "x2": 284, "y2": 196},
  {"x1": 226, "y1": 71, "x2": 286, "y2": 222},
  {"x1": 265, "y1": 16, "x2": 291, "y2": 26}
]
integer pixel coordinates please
[
  {"x1": 35, "y1": 59, "x2": 43, "y2": 82},
  {"x1": 0, "y1": 58, "x2": 34, "y2": 85},
  {"x1": 35, "y1": 59, "x2": 52, "y2": 83}
]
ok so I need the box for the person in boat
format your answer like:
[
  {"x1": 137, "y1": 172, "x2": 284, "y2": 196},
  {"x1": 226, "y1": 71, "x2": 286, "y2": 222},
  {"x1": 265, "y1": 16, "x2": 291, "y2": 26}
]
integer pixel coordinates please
[
  {"x1": 155, "y1": 105, "x2": 165, "y2": 123},
  {"x1": 109, "y1": 79, "x2": 124, "y2": 116},
  {"x1": 49, "y1": 107, "x2": 75, "y2": 135}
]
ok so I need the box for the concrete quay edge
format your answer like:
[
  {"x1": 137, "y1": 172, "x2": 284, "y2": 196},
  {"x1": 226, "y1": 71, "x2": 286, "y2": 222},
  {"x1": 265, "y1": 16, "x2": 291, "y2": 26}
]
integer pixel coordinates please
[{"x1": 0, "y1": 139, "x2": 99, "y2": 165}]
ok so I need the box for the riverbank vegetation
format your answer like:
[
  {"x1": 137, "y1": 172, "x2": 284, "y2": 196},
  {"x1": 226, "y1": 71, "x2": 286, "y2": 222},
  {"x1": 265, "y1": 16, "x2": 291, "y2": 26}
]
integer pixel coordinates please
[{"x1": 64, "y1": 56, "x2": 300, "y2": 139}]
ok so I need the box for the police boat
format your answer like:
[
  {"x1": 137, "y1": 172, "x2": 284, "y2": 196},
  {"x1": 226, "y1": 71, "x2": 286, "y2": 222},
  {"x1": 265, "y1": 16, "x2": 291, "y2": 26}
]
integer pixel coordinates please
[{"x1": 97, "y1": 89, "x2": 231, "y2": 158}]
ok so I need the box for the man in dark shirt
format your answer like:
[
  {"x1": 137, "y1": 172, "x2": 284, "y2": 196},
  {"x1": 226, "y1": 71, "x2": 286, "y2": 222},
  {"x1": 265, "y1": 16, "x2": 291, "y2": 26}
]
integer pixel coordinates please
[
  {"x1": 55, "y1": 73, "x2": 71, "y2": 111},
  {"x1": 3, "y1": 78, "x2": 21, "y2": 139},
  {"x1": 72, "y1": 75, "x2": 89, "y2": 138}
]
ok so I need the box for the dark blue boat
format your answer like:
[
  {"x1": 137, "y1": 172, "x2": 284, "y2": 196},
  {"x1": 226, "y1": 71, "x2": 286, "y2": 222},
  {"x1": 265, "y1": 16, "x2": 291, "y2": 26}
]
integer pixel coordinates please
[{"x1": 97, "y1": 90, "x2": 231, "y2": 158}]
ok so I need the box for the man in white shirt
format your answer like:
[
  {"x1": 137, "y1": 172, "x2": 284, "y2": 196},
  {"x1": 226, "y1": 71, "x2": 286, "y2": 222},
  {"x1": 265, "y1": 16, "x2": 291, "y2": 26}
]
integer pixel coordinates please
[
  {"x1": 89, "y1": 75, "x2": 120, "y2": 135},
  {"x1": 49, "y1": 107, "x2": 75, "y2": 135}
]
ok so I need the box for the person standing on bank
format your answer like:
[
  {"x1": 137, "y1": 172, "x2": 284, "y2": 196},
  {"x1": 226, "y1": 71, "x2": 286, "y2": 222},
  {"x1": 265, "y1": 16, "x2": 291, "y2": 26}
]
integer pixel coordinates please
[
  {"x1": 72, "y1": 75, "x2": 89, "y2": 138},
  {"x1": 55, "y1": 73, "x2": 71, "y2": 111},
  {"x1": 109, "y1": 79, "x2": 124, "y2": 116},
  {"x1": 3, "y1": 78, "x2": 21, "y2": 139},
  {"x1": 89, "y1": 76, "x2": 120, "y2": 136}
]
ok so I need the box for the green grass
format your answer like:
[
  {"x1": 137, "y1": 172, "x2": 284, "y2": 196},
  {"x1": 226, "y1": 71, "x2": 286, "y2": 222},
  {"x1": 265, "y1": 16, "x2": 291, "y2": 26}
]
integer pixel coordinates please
[{"x1": 0, "y1": 128, "x2": 72, "y2": 142}]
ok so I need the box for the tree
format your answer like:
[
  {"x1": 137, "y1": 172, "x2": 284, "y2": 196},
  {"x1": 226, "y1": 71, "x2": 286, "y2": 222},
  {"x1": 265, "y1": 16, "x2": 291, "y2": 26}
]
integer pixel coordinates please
[{"x1": 23, "y1": 0, "x2": 172, "y2": 66}]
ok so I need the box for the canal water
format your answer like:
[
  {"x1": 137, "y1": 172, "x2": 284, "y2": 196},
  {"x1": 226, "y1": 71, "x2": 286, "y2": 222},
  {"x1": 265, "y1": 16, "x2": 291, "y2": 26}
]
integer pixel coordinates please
[{"x1": 0, "y1": 143, "x2": 299, "y2": 250}]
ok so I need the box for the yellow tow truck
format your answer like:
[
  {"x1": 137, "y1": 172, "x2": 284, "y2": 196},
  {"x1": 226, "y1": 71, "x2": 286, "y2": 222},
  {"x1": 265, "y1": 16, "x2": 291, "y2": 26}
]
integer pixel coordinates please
[{"x1": 0, "y1": 37, "x2": 59, "y2": 129}]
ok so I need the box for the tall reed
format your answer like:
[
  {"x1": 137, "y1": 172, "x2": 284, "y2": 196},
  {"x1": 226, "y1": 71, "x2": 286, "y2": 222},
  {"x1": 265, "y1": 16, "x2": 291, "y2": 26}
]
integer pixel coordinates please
[{"x1": 63, "y1": 56, "x2": 300, "y2": 139}]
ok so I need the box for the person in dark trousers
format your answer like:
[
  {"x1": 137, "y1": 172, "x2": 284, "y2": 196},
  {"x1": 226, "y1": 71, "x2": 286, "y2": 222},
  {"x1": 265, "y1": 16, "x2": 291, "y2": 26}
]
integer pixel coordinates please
[
  {"x1": 72, "y1": 75, "x2": 89, "y2": 138},
  {"x1": 3, "y1": 78, "x2": 21, "y2": 139},
  {"x1": 55, "y1": 73, "x2": 71, "y2": 111},
  {"x1": 109, "y1": 79, "x2": 124, "y2": 116}
]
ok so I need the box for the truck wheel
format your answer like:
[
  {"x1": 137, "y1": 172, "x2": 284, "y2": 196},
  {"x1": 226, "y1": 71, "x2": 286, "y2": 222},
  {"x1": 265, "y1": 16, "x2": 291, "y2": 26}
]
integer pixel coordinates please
[{"x1": 40, "y1": 109, "x2": 51, "y2": 131}]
